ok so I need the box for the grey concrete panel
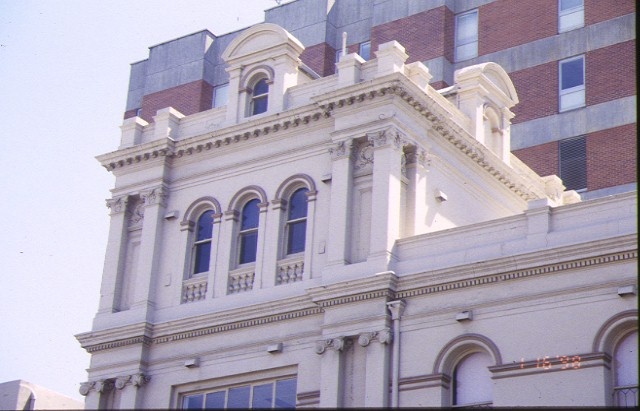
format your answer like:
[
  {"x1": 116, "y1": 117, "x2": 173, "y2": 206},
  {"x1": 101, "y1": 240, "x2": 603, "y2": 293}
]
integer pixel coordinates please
[
  {"x1": 146, "y1": 31, "x2": 212, "y2": 74},
  {"x1": 144, "y1": 60, "x2": 207, "y2": 95},
  {"x1": 510, "y1": 96, "x2": 637, "y2": 150},
  {"x1": 581, "y1": 182, "x2": 637, "y2": 200},
  {"x1": 126, "y1": 60, "x2": 148, "y2": 110},
  {"x1": 266, "y1": 0, "x2": 331, "y2": 44},
  {"x1": 371, "y1": 0, "x2": 444, "y2": 26},
  {"x1": 422, "y1": 56, "x2": 454, "y2": 85}
]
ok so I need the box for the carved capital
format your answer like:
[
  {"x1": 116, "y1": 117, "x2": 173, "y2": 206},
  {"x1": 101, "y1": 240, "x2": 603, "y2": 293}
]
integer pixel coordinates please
[
  {"x1": 142, "y1": 186, "x2": 168, "y2": 207},
  {"x1": 358, "y1": 328, "x2": 393, "y2": 346},
  {"x1": 115, "y1": 375, "x2": 131, "y2": 390},
  {"x1": 328, "y1": 140, "x2": 354, "y2": 160},
  {"x1": 106, "y1": 196, "x2": 128, "y2": 214},
  {"x1": 358, "y1": 332, "x2": 376, "y2": 347},
  {"x1": 131, "y1": 373, "x2": 151, "y2": 387},
  {"x1": 315, "y1": 337, "x2": 346, "y2": 354},
  {"x1": 79, "y1": 381, "x2": 94, "y2": 396},
  {"x1": 94, "y1": 379, "x2": 113, "y2": 393},
  {"x1": 367, "y1": 127, "x2": 407, "y2": 150}
]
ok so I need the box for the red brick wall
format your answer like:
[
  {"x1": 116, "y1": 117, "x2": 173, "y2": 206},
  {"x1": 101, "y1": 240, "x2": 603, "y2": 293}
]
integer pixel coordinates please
[
  {"x1": 301, "y1": 42, "x2": 337, "y2": 76},
  {"x1": 130, "y1": 80, "x2": 213, "y2": 123},
  {"x1": 513, "y1": 141, "x2": 559, "y2": 178},
  {"x1": 372, "y1": 6, "x2": 449, "y2": 64},
  {"x1": 586, "y1": 40, "x2": 636, "y2": 106},
  {"x1": 510, "y1": 61, "x2": 558, "y2": 124},
  {"x1": 479, "y1": 0, "x2": 557, "y2": 55},
  {"x1": 587, "y1": 123, "x2": 637, "y2": 190},
  {"x1": 585, "y1": 0, "x2": 636, "y2": 25}
]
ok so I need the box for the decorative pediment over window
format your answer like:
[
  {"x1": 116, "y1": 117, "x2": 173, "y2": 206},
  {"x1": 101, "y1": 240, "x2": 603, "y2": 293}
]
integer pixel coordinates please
[{"x1": 222, "y1": 24, "x2": 306, "y2": 121}]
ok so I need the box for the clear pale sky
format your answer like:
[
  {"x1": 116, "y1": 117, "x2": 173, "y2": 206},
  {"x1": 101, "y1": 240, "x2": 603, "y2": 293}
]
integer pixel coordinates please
[{"x1": 0, "y1": 0, "x2": 285, "y2": 401}]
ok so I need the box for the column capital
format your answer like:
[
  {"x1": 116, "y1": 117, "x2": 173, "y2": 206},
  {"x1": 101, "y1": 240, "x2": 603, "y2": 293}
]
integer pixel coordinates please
[
  {"x1": 358, "y1": 328, "x2": 393, "y2": 347},
  {"x1": 141, "y1": 186, "x2": 168, "y2": 207},
  {"x1": 366, "y1": 127, "x2": 408, "y2": 150},
  {"x1": 106, "y1": 195, "x2": 129, "y2": 215},
  {"x1": 328, "y1": 140, "x2": 354, "y2": 161},
  {"x1": 315, "y1": 337, "x2": 346, "y2": 354}
]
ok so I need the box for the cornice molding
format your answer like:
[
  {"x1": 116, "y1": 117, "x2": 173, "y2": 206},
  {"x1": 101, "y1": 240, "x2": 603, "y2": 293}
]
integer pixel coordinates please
[{"x1": 396, "y1": 249, "x2": 637, "y2": 301}]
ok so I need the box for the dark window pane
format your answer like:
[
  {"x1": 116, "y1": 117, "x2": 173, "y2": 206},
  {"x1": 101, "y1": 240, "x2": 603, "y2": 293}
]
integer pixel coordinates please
[
  {"x1": 240, "y1": 232, "x2": 258, "y2": 264},
  {"x1": 183, "y1": 394, "x2": 204, "y2": 409},
  {"x1": 204, "y1": 391, "x2": 225, "y2": 409},
  {"x1": 227, "y1": 386, "x2": 250, "y2": 409},
  {"x1": 253, "y1": 79, "x2": 269, "y2": 95},
  {"x1": 196, "y1": 210, "x2": 214, "y2": 241},
  {"x1": 252, "y1": 96, "x2": 268, "y2": 115},
  {"x1": 359, "y1": 42, "x2": 370, "y2": 60},
  {"x1": 274, "y1": 378, "x2": 297, "y2": 409},
  {"x1": 560, "y1": 137, "x2": 587, "y2": 191},
  {"x1": 561, "y1": 58, "x2": 584, "y2": 90},
  {"x1": 193, "y1": 242, "x2": 212, "y2": 274},
  {"x1": 288, "y1": 189, "x2": 308, "y2": 220},
  {"x1": 252, "y1": 383, "x2": 273, "y2": 409},
  {"x1": 287, "y1": 221, "x2": 306, "y2": 254},
  {"x1": 241, "y1": 199, "x2": 260, "y2": 230}
]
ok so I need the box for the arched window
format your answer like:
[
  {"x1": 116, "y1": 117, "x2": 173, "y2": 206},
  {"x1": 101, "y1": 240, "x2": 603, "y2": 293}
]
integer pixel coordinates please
[
  {"x1": 239, "y1": 199, "x2": 260, "y2": 264},
  {"x1": 613, "y1": 330, "x2": 638, "y2": 407},
  {"x1": 285, "y1": 188, "x2": 308, "y2": 255},
  {"x1": 192, "y1": 210, "x2": 214, "y2": 274},
  {"x1": 452, "y1": 351, "x2": 493, "y2": 407},
  {"x1": 250, "y1": 78, "x2": 269, "y2": 115}
]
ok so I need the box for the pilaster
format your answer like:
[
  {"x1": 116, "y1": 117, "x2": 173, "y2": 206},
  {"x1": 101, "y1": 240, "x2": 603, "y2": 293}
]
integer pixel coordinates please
[
  {"x1": 97, "y1": 195, "x2": 129, "y2": 315},
  {"x1": 326, "y1": 139, "x2": 355, "y2": 267},
  {"x1": 315, "y1": 337, "x2": 346, "y2": 408},
  {"x1": 253, "y1": 201, "x2": 270, "y2": 289},
  {"x1": 358, "y1": 328, "x2": 392, "y2": 407},
  {"x1": 367, "y1": 127, "x2": 406, "y2": 269},
  {"x1": 130, "y1": 186, "x2": 168, "y2": 319}
]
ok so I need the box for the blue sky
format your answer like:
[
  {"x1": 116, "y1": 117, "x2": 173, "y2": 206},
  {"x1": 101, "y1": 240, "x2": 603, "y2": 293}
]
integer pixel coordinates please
[{"x1": 0, "y1": 0, "x2": 283, "y2": 401}]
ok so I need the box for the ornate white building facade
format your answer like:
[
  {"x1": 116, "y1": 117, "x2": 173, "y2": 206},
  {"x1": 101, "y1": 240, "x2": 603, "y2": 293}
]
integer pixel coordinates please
[{"x1": 77, "y1": 24, "x2": 637, "y2": 408}]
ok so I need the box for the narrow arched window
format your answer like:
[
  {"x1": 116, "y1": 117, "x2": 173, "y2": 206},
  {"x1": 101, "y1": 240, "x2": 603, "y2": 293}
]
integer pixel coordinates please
[
  {"x1": 286, "y1": 188, "x2": 308, "y2": 255},
  {"x1": 453, "y1": 351, "x2": 493, "y2": 406},
  {"x1": 193, "y1": 210, "x2": 214, "y2": 274},
  {"x1": 250, "y1": 78, "x2": 269, "y2": 115},
  {"x1": 239, "y1": 199, "x2": 260, "y2": 264},
  {"x1": 613, "y1": 330, "x2": 638, "y2": 407}
]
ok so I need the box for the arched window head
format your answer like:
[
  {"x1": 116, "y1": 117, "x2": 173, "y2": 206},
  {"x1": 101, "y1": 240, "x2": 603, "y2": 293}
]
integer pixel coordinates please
[
  {"x1": 239, "y1": 199, "x2": 260, "y2": 264},
  {"x1": 286, "y1": 188, "x2": 309, "y2": 255},
  {"x1": 250, "y1": 78, "x2": 269, "y2": 115},
  {"x1": 453, "y1": 351, "x2": 493, "y2": 406},
  {"x1": 193, "y1": 210, "x2": 214, "y2": 274}
]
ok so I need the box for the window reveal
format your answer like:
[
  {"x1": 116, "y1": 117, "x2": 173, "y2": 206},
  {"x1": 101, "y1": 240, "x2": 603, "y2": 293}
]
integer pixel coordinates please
[{"x1": 239, "y1": 199, "x2": 260, "y2": 264}]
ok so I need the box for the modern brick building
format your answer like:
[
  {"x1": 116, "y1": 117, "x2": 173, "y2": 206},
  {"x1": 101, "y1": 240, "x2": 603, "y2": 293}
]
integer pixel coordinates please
[
  {"x1": 77, "y1": 1, "x2": 637, "y2": 409},
  {"x1": 122, "y1": 0, "x2": 635, "y2": 200}
]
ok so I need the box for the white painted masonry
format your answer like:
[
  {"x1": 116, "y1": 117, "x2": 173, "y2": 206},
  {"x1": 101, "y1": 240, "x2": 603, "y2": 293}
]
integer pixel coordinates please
[{"x1": 78, "y1": 24, "x2": 637, "y2": 409}]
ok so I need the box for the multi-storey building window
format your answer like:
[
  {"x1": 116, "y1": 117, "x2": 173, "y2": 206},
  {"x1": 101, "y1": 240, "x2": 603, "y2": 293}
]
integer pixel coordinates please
[
  {"x1": 455, "y1": 10, "x2": 478, "y2": 61},
  {"x1": 559, "y1": 136, "x2": 587, "y2": 192},
  {"x1": 213, "y1": 83, "x2": 229, "y2": 108},
  {"x1": 285, "y1": 188, "x2": 308, "y2": 255},
  {"x1": 359, "y1": 41, "x2": 371, "y2": 61},
  {"x1": 613, "y1": 330, "x2": 638, "y2": 407},
  {"x1": 452, "y1": 351, "x2": 493, "y2": 407},
  {"x1": 559, "y1": 55, "x2": 585, "y2": 112},
  {"x1": 239, "y1": 199, "x2": 260, "y2": 264},
  {"x1": 192, "y1": 210, "x2": 214, "y2": 274},
  {"x1": 559, "y1": 0, "x2": 584, "y2": 32},
  {"x1": 250, "y1": 78, "x2": 269, "y2": 115},
  {"x1": 182, "y1": 377, "x2": 297, "y2": 409}
]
